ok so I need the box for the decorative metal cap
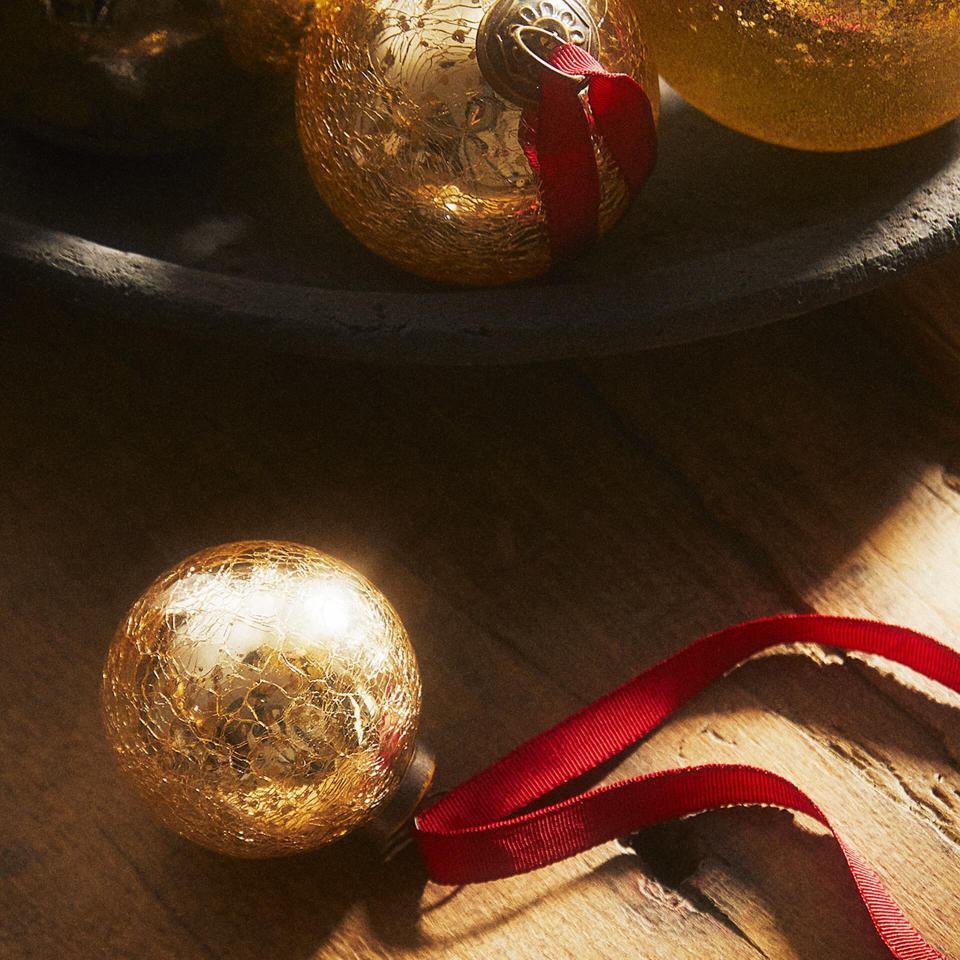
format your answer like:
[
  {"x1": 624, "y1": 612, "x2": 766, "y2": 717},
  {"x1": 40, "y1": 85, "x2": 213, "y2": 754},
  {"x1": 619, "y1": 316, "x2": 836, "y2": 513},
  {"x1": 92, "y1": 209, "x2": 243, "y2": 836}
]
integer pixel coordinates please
[
  {"x1": 476, "y1": 0, "x2": 599, "y2": 108},
  {"x1": 357, "y1": 742, "x2": 436, "y2": 856}
]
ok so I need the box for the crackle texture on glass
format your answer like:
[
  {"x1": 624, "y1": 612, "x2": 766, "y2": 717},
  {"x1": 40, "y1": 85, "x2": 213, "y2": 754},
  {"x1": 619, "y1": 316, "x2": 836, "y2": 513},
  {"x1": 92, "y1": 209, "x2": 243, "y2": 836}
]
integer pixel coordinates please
[
  {"x1": 295, "y1": 0, "x2": 659, "y2": 285},
  {"x1": 636, "y1": 0, "x2": 960, "y2": 151},
  {"x1": 223, "y1": 0, "x2": 319, "y2": 72},
  {"x1": 101, "y1": 541, "x2": 421, "y2": 857}
]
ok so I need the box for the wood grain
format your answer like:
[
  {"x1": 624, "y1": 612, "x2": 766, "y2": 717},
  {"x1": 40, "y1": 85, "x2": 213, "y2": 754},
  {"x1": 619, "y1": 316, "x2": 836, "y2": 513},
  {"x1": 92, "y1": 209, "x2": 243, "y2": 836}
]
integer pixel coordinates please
[{"x1": 4, "y1": 257, "x2": 960, "y2": 959}]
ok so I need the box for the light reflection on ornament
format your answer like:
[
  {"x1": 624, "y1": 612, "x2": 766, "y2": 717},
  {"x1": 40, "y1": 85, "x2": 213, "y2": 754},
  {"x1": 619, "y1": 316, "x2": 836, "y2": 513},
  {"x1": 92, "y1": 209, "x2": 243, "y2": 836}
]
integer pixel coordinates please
[{"x1": 303, "y1": 580, "x2": 355, "y2": 636}]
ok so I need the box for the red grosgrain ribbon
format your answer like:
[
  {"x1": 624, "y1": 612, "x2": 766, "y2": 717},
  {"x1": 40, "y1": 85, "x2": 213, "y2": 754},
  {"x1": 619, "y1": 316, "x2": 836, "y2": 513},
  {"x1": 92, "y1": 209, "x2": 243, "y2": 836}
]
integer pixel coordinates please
[
  {"x1": 521, "y1": 43, "x2": 657, "y2": 263},
  {"x1": 413, "y1": 615, "x2": 957, "y2": 959}
]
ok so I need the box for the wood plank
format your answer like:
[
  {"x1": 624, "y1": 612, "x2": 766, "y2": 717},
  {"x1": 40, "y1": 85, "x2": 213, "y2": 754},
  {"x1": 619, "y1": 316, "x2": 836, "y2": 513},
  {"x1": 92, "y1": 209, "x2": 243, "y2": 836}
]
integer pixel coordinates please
[{"x1": 4, "y1": 261, "x2": 960, "y2": 959}]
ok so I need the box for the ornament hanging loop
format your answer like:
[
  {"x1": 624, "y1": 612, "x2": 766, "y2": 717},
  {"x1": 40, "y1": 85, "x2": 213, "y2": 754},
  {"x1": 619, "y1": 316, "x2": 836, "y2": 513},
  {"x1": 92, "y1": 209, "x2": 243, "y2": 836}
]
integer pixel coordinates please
[
  {"x1": 476, "y1": 0, "x2": 599, "y2": 107},
  {"x1": 511, "y1": 25, "x2": 589, "y2": 90}
]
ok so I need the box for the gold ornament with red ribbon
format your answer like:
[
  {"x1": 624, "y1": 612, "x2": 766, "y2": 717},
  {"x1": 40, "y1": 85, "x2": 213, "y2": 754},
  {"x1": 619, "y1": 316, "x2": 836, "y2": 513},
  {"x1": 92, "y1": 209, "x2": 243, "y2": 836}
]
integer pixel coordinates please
[
  {"x1": 102, "y1": 541, "x2": 954, "y2": 959},
  {"x1": 296, "y1": 0, "x2": 659, "y2": 285}
]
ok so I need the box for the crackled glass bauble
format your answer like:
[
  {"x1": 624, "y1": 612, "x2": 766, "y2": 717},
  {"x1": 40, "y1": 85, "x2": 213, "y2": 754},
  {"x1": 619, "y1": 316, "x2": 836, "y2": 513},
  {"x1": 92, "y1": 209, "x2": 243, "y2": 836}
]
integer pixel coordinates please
[
  {"x1": 0, "y1": 0, "x2": 253, "y2": 152},
  {"x1": 101, "y1": 541, "x2": 421, "y2": 857},
  {"x1": 296, "y1": 0, "x2": 659, "y2": 285},
  {"x1": 223, "y1": 0, "x2": 319, "y2": 72},
  {"x1": 636, "y1": 0, "x2": 960, "y2": 151}
]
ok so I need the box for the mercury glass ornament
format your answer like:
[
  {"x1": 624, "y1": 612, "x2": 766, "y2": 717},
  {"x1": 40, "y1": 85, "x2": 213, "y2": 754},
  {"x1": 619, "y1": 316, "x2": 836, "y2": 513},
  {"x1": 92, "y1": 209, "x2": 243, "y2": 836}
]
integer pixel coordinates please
[
  {"x1": 635, "y1": 0, "x2": 960, "y2": 151},
  {"x1": 101, "y1": 541, "x2": 422, "y2": 856},
  {"x1": 0, "y1": 0, "x2": 254, "y2": 152},
  {"x1": 296, "y1": 0, "x2": 659, "y2": 285},
  {"x1": 222, "y1": 0, "x2": 319, "y2": 73}
]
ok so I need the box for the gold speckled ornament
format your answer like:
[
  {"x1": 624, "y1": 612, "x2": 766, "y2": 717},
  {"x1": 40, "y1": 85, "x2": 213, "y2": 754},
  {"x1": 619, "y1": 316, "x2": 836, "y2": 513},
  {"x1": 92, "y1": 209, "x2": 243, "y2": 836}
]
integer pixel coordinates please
[
  {"x1": 222, "y1": 0, "x2": 320, "y2": 72},
  {"x1": 635, "y1": 0, "x2": 960, "y2": 151},
  {"x1": 101, "y1": 541, "x2": 421, "y2": 857},
  {"x1": 296, "y1": 0, "x2": 659, "y2": 285}
]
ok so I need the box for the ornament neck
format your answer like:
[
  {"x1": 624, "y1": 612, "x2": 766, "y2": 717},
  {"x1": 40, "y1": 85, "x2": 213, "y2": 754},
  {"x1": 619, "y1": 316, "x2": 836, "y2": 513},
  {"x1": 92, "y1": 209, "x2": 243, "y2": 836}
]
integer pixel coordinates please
[{"x1": 359, "y1": 742, "x2": 436, "y2": 855}]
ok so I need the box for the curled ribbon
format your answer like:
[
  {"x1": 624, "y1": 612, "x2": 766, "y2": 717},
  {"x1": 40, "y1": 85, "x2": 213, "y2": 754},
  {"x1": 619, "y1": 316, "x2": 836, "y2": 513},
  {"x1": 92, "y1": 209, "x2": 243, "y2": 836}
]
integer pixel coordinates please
[{"x1": 414, "y1": 615, "x2": 956, "y2": 959}]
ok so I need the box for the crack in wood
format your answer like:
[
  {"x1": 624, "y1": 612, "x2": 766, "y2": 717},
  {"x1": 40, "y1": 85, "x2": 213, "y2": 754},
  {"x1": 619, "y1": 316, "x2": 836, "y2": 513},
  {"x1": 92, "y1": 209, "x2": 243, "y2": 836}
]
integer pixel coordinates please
[
  {"x1": 919, "y1": 465, "x2": 960, "y2": 512},
  {"x1": 623, "y1": 828, "x2": 770, "y2": 959},
  {"x1": 753, "y1": 665, "x2": 960, "y2": 854},
  {"x1": 686, "y1": 886, "x2": 772, "y2": 960},
  {"x1": 823, "y1": 733, "x2": 960, "y2": 851}
]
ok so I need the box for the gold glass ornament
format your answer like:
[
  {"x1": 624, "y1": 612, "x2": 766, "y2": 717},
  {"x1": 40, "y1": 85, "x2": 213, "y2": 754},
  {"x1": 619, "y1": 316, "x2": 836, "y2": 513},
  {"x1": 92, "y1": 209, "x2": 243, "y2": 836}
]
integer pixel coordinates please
[
  {"x1": 296, "y1": 0, "x2": 659, "y2": 285},
  {"x1": 222, "y1": 0, "x2": 320, "y2": 73},
  {"x1": 0, "y1": 0, "x2": 254, "y2": 152},
  {"x1": 101, "y1": 541, "x2": 422, "y2": 856},
  {"x1": 635, "y1": 0, "x2": 960, "y2": 151}
]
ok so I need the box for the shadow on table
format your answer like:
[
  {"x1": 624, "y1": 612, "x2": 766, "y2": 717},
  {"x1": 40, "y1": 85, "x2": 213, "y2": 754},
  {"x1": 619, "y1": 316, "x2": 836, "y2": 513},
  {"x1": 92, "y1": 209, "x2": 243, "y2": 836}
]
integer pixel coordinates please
[{"x1": 622, "y1": 647, "x2": 960, "y2": 960}]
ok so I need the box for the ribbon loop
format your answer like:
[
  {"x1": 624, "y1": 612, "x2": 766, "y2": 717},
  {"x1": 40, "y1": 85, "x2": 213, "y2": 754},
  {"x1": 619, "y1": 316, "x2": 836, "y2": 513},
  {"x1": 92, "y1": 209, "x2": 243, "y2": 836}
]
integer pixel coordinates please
[
  {"x1": 522, "y1": 42, "x2": 657, "y2": 263},
  {"x1": 413, "y1": 614, "x2": 956, "y2": 960}
]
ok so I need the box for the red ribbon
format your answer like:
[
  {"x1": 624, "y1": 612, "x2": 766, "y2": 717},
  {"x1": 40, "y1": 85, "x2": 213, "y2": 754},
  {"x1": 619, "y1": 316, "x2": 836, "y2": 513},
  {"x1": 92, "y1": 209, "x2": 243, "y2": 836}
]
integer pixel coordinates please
[
  {"x1": 413, "y1": 615, "x2": 956, "y2": 959},
  {"x1": 520, "y1": 43, "x2": 657, "y2": 264}
]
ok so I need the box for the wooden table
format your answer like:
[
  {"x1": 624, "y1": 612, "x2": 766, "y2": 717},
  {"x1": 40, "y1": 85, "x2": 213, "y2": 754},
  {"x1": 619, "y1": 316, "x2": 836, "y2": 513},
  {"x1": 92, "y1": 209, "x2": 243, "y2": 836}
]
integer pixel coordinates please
[{"x1": 4, "y1": 258, "x2": 960, "y2": 960}]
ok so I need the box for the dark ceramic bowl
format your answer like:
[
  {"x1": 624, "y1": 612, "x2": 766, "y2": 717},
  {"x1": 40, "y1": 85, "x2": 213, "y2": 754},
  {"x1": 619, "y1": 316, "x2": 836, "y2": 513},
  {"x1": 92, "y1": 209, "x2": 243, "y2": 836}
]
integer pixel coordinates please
[{"x1": 1, "y1": 81, "x2": 959, "y2": 362}]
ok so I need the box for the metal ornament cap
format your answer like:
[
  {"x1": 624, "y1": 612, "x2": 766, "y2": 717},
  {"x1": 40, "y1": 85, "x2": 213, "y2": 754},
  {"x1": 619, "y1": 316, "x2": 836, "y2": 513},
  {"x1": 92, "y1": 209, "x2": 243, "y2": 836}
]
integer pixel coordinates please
[{"x1": 477, "y1": 0, "x2": 600, "y2": 108}]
